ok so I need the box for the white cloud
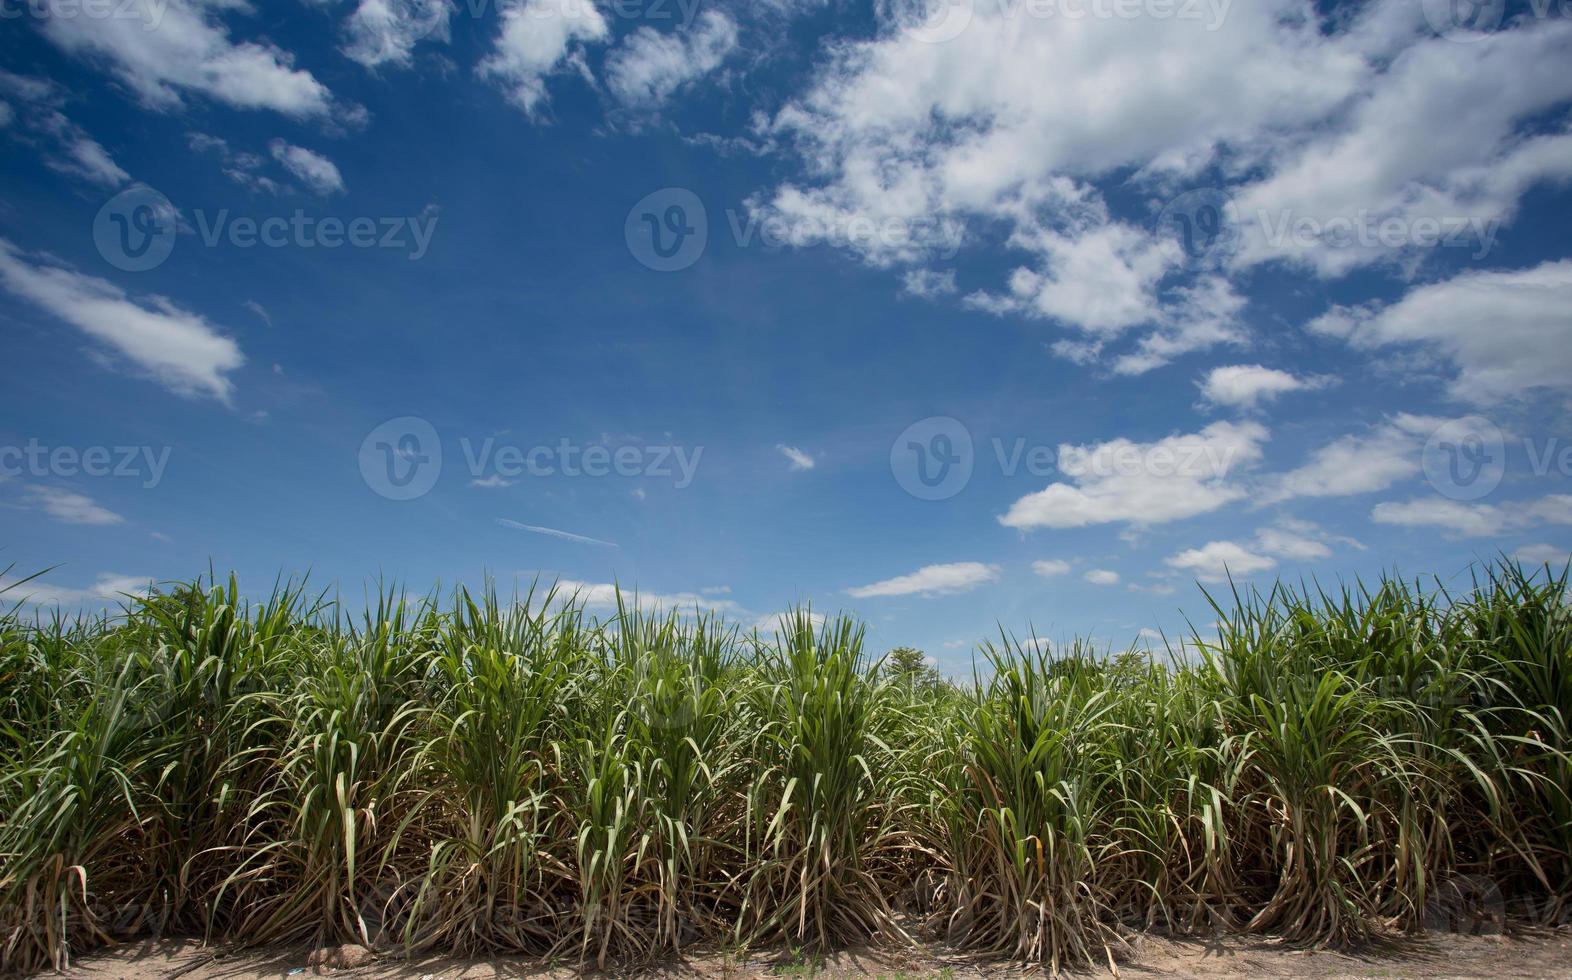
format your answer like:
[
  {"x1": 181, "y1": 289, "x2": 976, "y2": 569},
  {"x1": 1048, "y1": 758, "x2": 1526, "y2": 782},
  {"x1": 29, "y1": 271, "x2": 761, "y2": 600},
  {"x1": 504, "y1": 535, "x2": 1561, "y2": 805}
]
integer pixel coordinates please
[
  {"x1": 1515, "y1": 544, "x2": 1571, "y2": 567},
  {"x1": 605, "y1": 10, "x2": 738, "y2": 109},
  {"x1": 0, "y1": 239, "x2": 244, "y2": 402},
  {"x1": 1084, "y1": 569, "x2": 1120, "y2": 586},
  {"x1": 341, "y1": 0, "x2": 451, "y2": 68},
  {"x1": 999, "y1": 421, "x2": 1266, "y2": 530},
  {"x1": 1165, "y1": 517, "x2": 1345, "y2": 584},
  {"x1": 967, "y1": 222, "x2": 1180, "y2": 335},
  {"x1": 555, "y1": 579, "x2": 741, "y2": 616},
  {"x1": 901, "y1": 268, "x2": 957, "y2": 298},
  {"x1": 1267, "y1": 414, "x2": 1442, "y2": 501},
  {"x1": 479, "y1": 0, "x2": 609, "y2": 116},
  {"x1": 38, "y1": 0, "x2": 333, "y2": 117},
  {"x1": 0, "y1": 572, "x2": 152, "y2": 607},
  {"x1": 26, "y1": 485, "x2": 124, "y2": 525},
  {"x1": 1308, "y1": 261, "x2": 1572, "y2": 404},
  {"x1": 777, "y1": 444, "x2": 815, "y2": 470},
  {"x1": 268, "y1": 140, "x2": 345, "y2": 195},
  {"x1": 0, "y1": 71, "x2": 129, "y2": 188},
  {"x1": 470, "y1": 474, "x2": 515, "y2": 488},
  {"x1": 846, "y1": 561, "x2": 999, "y2": 598},
  {"x1": 1233, "y1": 21, "x2": 1572, "y2": 276},
  {"x1": 1200, "y1": 364, "x2": 1328, "y2": 410},
  {"x1": 1371, "y1": 495, "x2": 1572, "y2": 538},
  {"x1": 1252, "y1": 518, "x2": 1336, "y2": 561},
  {"x1": 1166, "y1": 541, "x2": 1277, "y2": 583},
  {"x1": 754, "y1": 4, "x2": 1572, "y2": 371},
  {"x1": 1031, "y1": 559, "x2": 1071, "y2": 577},
  {"x1": 753, "y1": 609, "x2": 826, "y2": 633},
  {"x1": 497, "y1": 518, "x2": 616, "y2": 547}
]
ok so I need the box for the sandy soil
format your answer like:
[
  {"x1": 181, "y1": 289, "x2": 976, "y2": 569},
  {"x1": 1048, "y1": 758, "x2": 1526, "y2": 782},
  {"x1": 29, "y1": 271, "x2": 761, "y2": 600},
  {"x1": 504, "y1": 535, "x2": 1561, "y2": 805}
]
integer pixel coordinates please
[{"x1": 55, "y1": 929, "x2": 1572, "y2": 980}]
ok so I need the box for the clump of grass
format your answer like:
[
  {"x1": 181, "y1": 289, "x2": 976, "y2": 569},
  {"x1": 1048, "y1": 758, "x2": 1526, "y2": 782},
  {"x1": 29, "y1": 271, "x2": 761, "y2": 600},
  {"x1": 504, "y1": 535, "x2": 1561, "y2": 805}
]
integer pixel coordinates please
[{"x1": 0, "y1": 559, "x2": 1567, "y2": 974}]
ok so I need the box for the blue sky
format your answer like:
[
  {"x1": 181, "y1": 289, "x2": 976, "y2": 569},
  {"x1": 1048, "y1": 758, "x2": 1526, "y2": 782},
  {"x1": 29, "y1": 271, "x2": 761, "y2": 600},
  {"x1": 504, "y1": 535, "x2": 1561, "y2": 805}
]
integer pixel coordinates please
[{"x1": 1, "y1": 0, "x2": 1570, "y2": 670}]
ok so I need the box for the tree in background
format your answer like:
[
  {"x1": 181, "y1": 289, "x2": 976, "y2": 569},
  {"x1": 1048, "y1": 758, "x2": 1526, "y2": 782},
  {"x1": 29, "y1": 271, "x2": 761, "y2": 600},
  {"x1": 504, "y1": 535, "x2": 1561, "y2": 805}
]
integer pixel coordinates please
[{"x1": 883, "y1": 646, "x2": 941, "y2": 690}]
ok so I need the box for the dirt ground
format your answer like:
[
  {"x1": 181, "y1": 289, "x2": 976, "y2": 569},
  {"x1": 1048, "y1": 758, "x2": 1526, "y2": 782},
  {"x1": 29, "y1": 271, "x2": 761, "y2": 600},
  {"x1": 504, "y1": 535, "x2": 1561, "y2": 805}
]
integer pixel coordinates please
[{"x1": 57, "y1": 929, "x2": 1572, "y2": 980}]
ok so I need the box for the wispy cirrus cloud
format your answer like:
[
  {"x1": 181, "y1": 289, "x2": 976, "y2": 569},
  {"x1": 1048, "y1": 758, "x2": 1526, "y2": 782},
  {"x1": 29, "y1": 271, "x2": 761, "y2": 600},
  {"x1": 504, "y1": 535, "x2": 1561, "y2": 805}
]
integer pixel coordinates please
[
  {"x1": 0, "y1": 239, "x2": 244, "y2": 402},
  {"x1": 497, "y1": 518, "x2": 617, "y2": 548}
]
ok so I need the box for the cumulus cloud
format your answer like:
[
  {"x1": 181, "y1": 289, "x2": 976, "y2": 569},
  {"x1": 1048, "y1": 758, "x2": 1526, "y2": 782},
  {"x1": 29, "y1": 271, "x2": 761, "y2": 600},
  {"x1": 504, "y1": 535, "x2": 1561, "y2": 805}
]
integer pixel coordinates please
[
  {"x1": 1308, "y1": 261, "x2": 1572, "y2": 404},
  {"x1": 1084, "y1": 569, "x2": 1120, "y2": 586},
  {"x1": 1232, "y1": 21, "x2": 1572, "y2": 276},
  {"x1": 753, "y1": 2, "x2": 1572, "y2": 371},
  {"x1": 0, "y1": 239, "x2": 244, "y2": 402},
  {"x1": 998, "y1": 421, "x2": 1266, "y2": 530},
  {"x1": 341, "y1": 0, "x2": 451, "y2": 68},
  {"x1": 554, "y1": 579, "x2": 741, "y2": 615},
  {"x1": 1032, "y1": 559, "x2": 1072, "y2": 577},
  {"x1": 846, "y1": 562, "x2": 999, "y2": 598},
  {"x1": 478, "y1": 0, "x2": 609, "y2": 116},
  {"x1": 268, "y1": 140, "x2": 345, "y2": 195},
  {"x1": 38, "y1": 0, "x2": 333, "y2": 117},
  {"x1": 0, "y1": 571, "x2": 152, "y2": 607},
  {"x1": 605, "y1": 10, "x2": 738, "y2": 110},
  {"x1": 1166, "y1": 518, "x2": 1346, "y2": 584},
  {"x1": 1200, "y1": 364, "x2": 1329, "y2": 410},
  {"x1": 1267, "y1": 414, "x2": 1442, "y2": 501},
  {"x1": 1166, "y1": 540, "x2": 1279, "y2": 584}
]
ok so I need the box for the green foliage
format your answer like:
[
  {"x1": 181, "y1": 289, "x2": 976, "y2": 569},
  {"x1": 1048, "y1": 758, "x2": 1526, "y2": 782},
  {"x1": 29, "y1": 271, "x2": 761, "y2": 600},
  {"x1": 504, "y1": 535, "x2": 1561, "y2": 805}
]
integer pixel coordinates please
[{"x1": 0, "y1": 560, "x2": 1568, "y2": 973}]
